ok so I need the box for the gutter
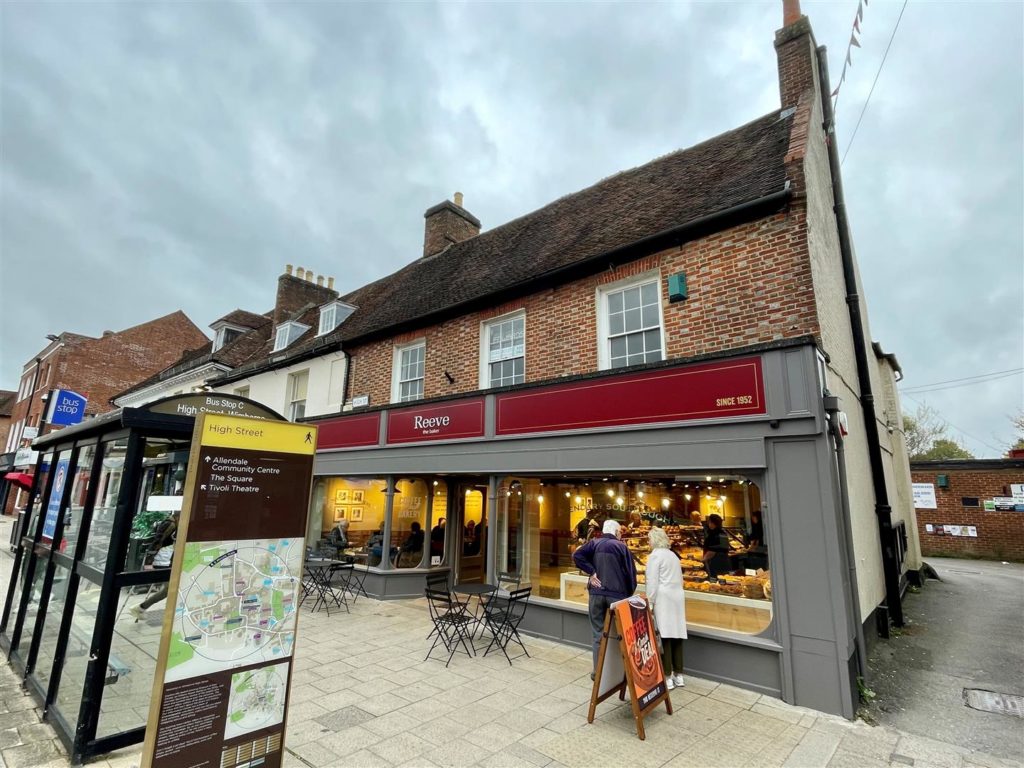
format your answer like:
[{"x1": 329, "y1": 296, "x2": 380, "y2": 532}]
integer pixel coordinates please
[
  {"x1": 817, "y1": 45, "x2": 904, "y2": 632},
  {"x1": 214, "y1": 185, "x2": 793, "y2": 386}
]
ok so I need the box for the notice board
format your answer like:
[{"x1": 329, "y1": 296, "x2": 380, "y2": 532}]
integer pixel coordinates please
[
  {"x1": 141, "y1": 414, "x2": 317, "y2": 768},
  {"x1": 587, "y1": 595, "x2": 672, "y2": 739}
]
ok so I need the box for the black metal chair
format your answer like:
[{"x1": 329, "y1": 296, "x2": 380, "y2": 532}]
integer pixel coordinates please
[
  {"x1": 481, "y1": 586, "x2": 532, "y2": 665},
  {"x1": 323, "y1": 563, "x2": 353, "y2": 614},
  {"x1": 424, "y1": 588, "x2": 475, "y2": 667}
]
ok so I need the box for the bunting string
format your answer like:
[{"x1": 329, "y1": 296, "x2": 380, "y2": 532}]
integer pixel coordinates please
[{"x1": 831, "y1": 0, "x2": 869, "y2": 108}]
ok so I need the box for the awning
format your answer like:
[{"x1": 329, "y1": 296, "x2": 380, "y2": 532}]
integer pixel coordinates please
[{"x1": 3, "y1": 472, "x2": 34, "y2": 491}]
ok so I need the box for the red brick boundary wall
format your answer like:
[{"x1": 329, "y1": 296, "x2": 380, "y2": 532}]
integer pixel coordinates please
[{"x1": 911, "y1": 460, "x2": 1024, "y2": 561}]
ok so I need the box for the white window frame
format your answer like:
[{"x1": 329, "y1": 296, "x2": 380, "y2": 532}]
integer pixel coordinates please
[
  {"x1": 318, "y1": 304, "x2": 337, "y2": 336},
  {"x1": 391, "y1": 340, "x2": 426, "y2": 404},
  {"x1": 287, "y1": 369, "x2": 309, "y2": 421},
  {"x1": 479, "y1": 310, "x2": 526, "y2": 389},
  {"x1": 273, "y1": 322, "x2": 310, "y2": 352},
  {"x1": 213, "y1": 324, "x2": 246, "y2": 352},
  {"x1": 595, "y1": 270, "x2": 666, "y2": 371},
  {"x1": 233, "y1": 385, "x2": 250, "y2": 399}
]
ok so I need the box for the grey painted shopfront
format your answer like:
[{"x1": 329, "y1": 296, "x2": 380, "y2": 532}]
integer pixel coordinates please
[{"x1": 307, "y1": 340, "x2": 863, "y2": 719}]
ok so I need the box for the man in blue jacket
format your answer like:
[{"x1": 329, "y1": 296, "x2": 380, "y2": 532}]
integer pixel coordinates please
[{"x1": 572, "y1": 519, "x2": 637, "y2": 675}]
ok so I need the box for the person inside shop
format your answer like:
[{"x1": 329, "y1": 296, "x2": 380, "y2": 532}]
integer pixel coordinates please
[
  {"x1": 430, "y1": 517, "x2": 446, "y2": 558},
  {"x1": 129, "y1": 510, "x2": 179, "y2": 621},
  {"x1": 397, "y1": 521, "x2": 424, "y2": 567},
  {"x1": 745, "y1": 510, "x2": 768, "y2": 570},
  {"x1": 572, "y1": 519, "x2": 637, "y2": 677},
  {"x1": 645, "y1": 526, "x2": 687, "y2": 690},
  {"x1": 463, "y1": 519, "x2": 482, "y2": 555},
  {"x1": 573, "y1": 515, "x2": 591, "y2": 544},
  {"x1": 702, "y1": 513, "x2": 732, "y2": 579},
  {"x1": 368, "y1": 522, "x2": 388, "y2": 566},
  {"x1": 747, "y1": 510, "x2": 764, "y2": 549},
  {"x1": 327, "y1": 519, "x2": 349, "y2": 555},
  {"x1": 627, "y1": 510, "x2": 644, "y2": 530}
]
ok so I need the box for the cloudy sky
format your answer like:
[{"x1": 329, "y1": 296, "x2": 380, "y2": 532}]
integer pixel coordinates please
[{"x1": 1, "y1": 1, "x2": 1021, "y2": 455}]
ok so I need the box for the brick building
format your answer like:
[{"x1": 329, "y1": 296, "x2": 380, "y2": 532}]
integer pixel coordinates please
[
  {"x1": 3, "y1": 311, "x2": 208, "y2": 514},
  {"x1": 211, "y1": 2, "x2": 918, "y2": 718},
  {"x1": 0, "y1": 391, "x2": 14, "y2": 456},
  {"x1": 911, "y1": 459, "x2": 1024, "y2": 561}
]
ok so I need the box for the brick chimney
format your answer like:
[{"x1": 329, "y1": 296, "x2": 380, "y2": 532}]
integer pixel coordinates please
[
  {"x1": 423, "y1": 192, "x2": 480, "y2": 258},
  {"x1": 774, "y1": 0, "x2": 820, "y2": 110},
  {"x1": 273, "y1": 265, "x2": 338, "y2": 326}
]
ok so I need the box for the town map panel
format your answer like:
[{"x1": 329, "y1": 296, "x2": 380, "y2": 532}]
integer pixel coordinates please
[{"x1": 166, "y1": 537, "x2": 301, "y2": 683}]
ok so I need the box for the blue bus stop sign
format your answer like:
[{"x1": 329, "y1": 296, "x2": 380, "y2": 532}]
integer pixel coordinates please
[{"x1": 47, "y1": 390, "x2": 87, "y2": 427}]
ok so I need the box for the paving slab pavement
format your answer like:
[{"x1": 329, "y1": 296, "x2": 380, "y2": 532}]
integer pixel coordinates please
[
  {"x1": 0, "y1": 518, "x2": 1018, "y2": 768},
  {"x1": 863, "y1": 557, "x2": 1024, "y2": 762}
]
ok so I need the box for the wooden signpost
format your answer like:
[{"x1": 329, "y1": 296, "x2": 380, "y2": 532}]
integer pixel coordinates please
[
  {"x1": 587, "y1": 595, "x2": 672, "y2": 740},
  {"x1": 140, "y1": 414, "x2": 317, "y2": 768}
]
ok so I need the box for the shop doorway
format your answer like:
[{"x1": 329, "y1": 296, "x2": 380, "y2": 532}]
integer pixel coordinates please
[{"x1": 452, "y1": 481, "x2": 488, "y2": 584}]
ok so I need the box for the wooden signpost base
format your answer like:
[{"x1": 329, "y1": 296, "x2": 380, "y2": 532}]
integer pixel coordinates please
[{"x1": 587, "y1": 597, "x2": 672, "y2": 740}]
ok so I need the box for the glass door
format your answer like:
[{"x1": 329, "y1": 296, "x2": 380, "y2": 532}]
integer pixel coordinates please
[{"x1": 454, "y1": 482, "x2": 487, "y2": 584}]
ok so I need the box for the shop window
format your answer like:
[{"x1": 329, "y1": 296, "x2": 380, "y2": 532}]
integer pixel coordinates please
[
  {"x1": 287, "y1": 370, "x2": 309, "y2": 421},
  {"x1": 393, "y1": 341, "x2": 425, "y2": 403},
  {"x1": 498, "y1": 475, "x2": 772, "y2": 635},
  {"x1": 598, "y1": 276, "x2": 664, "y2": 370},
  {"x1": 481, "y1": 313, "x2": 525, "y2": 388},
  {"x1": 429, "y1": 481, "x2": 449, "y2": 566},
  {"x1": 81, "y1": 441, "x2": 128, "y2": 570},
  {"x1": 391, "y1": 479, "x2": 428, "y2": 568},
  {"x1": 307, "y1": 477, "x2": 387, "y2": 565}
]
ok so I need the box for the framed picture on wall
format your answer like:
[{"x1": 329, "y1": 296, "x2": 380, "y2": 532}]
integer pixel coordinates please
[
  {"x1": 334, "y1": 506, "x2": 346, "y2": 521},
  {"x1": 351, "y1": 490, "x2": 365, "y2": 503},
  {"x1": 350, "y1": 507, "x2": 364, "y2": 522},
  {"x1": 335, "y1": 489, "x2": 349, "y2": 504}
]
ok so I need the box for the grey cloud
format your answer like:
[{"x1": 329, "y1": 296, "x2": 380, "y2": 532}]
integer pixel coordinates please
[{"x1": 1, "y1": 1, "x2": 1020, "y2": 454}]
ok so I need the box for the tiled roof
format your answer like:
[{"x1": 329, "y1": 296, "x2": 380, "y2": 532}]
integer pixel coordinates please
[
  {"x1": 0, "y1": 390, "x2": 16, "y2": 418},
  {"x1": 216, "y1": 109, "x2": 794, "y2": 381},
  {"x1": 214, "y1": 309, "x2": 270, "y2": 330}
]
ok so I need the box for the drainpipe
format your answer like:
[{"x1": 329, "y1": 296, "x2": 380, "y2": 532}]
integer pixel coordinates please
[
  {"x1": 824, "y1": 392, "x2": 868, "y2": 680},
  {"x1": 817, "y1": 45, "x2": 904, "y2": 631}
]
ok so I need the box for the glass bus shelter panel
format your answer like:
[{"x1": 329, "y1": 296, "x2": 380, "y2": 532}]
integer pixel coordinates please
[
  {"x1": 96, "y1": 585, "x2": 162, "y2": 739},
  {"x1": 122, "y1": 438, "x2": 190, "y2": 574},
  {"x1": 81, "y1": 441, "x2": 129, "y2": 570},
  {"x1": 30, "y1": 444, "x2": 99, "y2": 695},
  {"x1": 32, "y1": 561, "x2": 73, "y2": 695},
  {"x1": 51, "y1": 578, "x2": 102, "y2": 726},
  {"x1": 11, "y1": 448, "x2": 72, "y2": 660}
]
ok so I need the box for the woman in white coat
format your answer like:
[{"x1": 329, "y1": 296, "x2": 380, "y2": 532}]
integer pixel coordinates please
[{"x1": 646, "y1": 526, "x2": 687, "y2": 689}]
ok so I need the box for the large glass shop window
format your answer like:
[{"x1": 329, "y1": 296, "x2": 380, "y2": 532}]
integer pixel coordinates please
[
  {"x1": 307, "y1": 477, "x2": 388, "y2": 564},
  {"x1": 497, "y1": 475, "x2": 772, "y2": 635},
  {"x1": 391, "y1": 479, "x2": 428, "y2": 568}
]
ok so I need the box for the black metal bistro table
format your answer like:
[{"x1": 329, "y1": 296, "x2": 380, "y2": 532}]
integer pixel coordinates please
[
  {"x1": 303, "y1": 557, "x2": 348, "y2": 615},
  {"x1": 452, "y1": 582, "x2": 497, "y2": 639}
]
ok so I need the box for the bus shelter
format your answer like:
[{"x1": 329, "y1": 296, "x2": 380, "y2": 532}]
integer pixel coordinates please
[{"x1": 0, "y1": 394, "x2": 282, "y2": 764}]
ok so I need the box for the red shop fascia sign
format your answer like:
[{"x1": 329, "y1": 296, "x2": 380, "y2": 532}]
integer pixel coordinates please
[{"x1": 314, "y1": 356, "x2": 766, "y2": 451}]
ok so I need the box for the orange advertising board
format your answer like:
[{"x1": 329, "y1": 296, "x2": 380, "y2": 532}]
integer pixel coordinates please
[{"x1": 615, "y1": 596, "x2": 668, "y2": 710}]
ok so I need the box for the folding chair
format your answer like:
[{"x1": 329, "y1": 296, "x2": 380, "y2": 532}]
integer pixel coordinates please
[
  {"x1": 323, "y1": 563, "x2": 353, "y2": 615},
  {"x1": 481, "y1": 586, "x2": 532, "y2": 665},
  {"x1": 424, "y1": 588, "x2": 475, "y2": 667}
]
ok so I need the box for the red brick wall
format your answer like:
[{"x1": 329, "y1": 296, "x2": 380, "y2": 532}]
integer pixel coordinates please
[
  {"x1": 911, "y1": 468, "x2": 1024, "y2": 561},
  {"x1": 343, "y1": 210, "x2": 820, "y2": 408}
]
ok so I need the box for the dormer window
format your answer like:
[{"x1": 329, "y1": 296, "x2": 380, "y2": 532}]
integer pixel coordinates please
[
  {"x1": 273, "y1": 321, "x2": 310, "y2": 352},
  {"x1": 213, "y1": 325, "x2": 245, "y2": 352},
  {"x1": 317, "y1": 301, "x2": 355, "y2": 336}
]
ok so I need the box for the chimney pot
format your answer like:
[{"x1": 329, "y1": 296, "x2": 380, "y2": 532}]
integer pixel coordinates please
[
  {"x1": 316, "y1": 275, "x2": 324, "y2": 287},
  {"x1": 454, "y1": 192, "x2": 464, "y2": 208},
  {"x1": 295, "y1": 267, "x2": 305, "y2": 280},
  {"x1": 327, "y1": 276, "x2": 335, "y2": 290},
  {"x1": 783, "y1": 0, "x2": 801, "y2": 26},
  {"x1": 285, "y1": 264, "x2": 293, "y2": 276}
]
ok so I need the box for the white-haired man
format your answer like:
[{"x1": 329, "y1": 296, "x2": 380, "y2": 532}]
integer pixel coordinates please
[{"x1": 572, "y1": 519, "x2": 637, "y2": 676}]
